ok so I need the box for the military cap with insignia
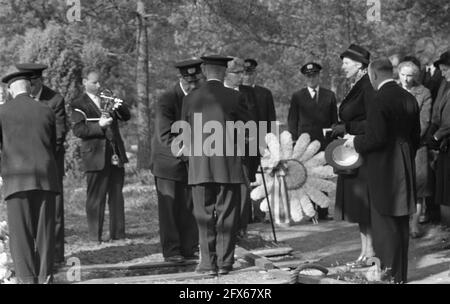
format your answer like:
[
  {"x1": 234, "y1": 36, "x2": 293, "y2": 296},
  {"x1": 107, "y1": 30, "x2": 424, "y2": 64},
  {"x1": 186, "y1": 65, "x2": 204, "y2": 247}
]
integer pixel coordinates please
[
  {"x1": 1, "y1": 71, "x2": 35, "y2": 87},
  {"x1": 15, "y1": 63, "x2": 48, "y2": 79},
  {"x1": 244, "y1": 58, "x2": 258, "y2": 72},
  {"x1": 301, "y1": 62, "x2": 322, "y2": 75},
  {"x1": 200, "y1": 55, "x2": 233, "y2": 67},
  {"x1": 174, "y1": 58, "x2": 203, "y2": 82}
]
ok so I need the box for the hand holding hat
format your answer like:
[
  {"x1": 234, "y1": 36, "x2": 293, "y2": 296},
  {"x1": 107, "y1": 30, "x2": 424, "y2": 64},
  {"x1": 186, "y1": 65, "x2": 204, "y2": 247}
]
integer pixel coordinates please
[
  {"x1": 331, "y1": 123, "x2": 346, "y2": 138},
  {"x1": 343, "y1": 134, "x2": 355, "y2": 149}
]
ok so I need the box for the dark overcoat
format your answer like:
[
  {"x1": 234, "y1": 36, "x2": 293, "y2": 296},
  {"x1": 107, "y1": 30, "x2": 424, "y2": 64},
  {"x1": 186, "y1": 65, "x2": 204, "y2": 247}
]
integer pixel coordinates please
[
  {"x1": 419, "y1": 68, "x2": 443, "y2": 102},
  {"x1": 354, "y1": 81, "x2": 421, "y2": 216},
  {"x1": 253, "y1": 85, "x2": 277, "y2": 133},
  {"x1": 0, "y1": 93, "x2": 59, "y2": 199},
  {"x1": 181, "y1": 80, "x2": 251, "y2": 185},
  {"x1": 334, "y1": 74, "x2": 376, "y2": 224},
  {"x1": 150, "y1": 83, "x2": 188, "y2": 182},
  {"x1": 39, "y1": 85, "x2": 67, "y2": 157}
]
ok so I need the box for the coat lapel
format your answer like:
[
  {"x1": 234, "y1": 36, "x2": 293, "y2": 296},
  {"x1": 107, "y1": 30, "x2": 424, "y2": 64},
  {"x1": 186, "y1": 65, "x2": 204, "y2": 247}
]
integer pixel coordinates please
[
  {"x1": 340, "y1": 74, "x2": 368, "y2": 109},
  {"x1": 317, "y1": 87, "x2": 327, "y2": 106},
  {"x1": 84, "y1": 93, "x2": 102, "y2": 117}
]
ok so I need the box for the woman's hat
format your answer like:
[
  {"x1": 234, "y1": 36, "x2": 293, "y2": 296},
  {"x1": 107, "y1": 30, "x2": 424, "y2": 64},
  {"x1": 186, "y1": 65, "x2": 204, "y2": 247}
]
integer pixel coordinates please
[
  {"x1": 340, "y1": 44, "x2": 371, "y2": 65},
  {"x1": 325, "y1": 139, "x2": 363, "y2": 171},
  {"x1": 434, "y1": 51, "x2": 450, "y2": 67}
]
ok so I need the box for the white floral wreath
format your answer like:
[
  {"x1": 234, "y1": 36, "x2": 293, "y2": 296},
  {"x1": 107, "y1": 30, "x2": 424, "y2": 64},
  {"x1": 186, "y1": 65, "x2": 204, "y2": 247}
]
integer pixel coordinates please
[{"x1": 251, "y1": 132, "x2": 336, "y2": 226}]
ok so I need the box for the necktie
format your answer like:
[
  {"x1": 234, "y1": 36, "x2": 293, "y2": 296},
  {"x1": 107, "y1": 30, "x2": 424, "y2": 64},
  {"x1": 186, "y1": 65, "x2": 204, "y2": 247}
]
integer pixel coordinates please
[
  {"x1": 424, "y1": 68, "x2": 432, "y2": 84},
  {"x1": 312, "y1": 88, "x2": 317, "y2": 102}
]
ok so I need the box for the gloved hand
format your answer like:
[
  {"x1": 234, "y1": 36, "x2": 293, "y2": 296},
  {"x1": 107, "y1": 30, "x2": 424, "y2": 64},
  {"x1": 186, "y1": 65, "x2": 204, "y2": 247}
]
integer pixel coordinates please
[
  {"x1": 331, "y1": 123, "x2": 346, "y2": 138},
  {"x1": 440, "y1": 137, "x2": 449, "y2": 153},
  {"x1": 426, "y1": 134, "x2": 440, "y2": 151}
]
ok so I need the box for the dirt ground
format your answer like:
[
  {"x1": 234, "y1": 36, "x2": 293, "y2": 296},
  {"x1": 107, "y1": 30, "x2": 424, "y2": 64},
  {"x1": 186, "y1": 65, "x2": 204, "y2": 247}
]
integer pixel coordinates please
[{"x1": 1, "y1": 178, "x2": 450, "y2": 284}]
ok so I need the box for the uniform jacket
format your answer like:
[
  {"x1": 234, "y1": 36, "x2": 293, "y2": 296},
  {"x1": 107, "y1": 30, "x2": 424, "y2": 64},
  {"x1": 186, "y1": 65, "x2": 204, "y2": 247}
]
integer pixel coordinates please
[
  {"x1": 181, "y1": 80, "x2": 251, "y2": 185},
  {"x1": 39, "y1": 85, "x2": 67, "y2": 153},
  {"x1": 288, "y1": 86, "x2": 338, "y2": 147},
  {"x1": 354, "y1": 81, "x2": 421, "y2": 217},
  {"x1": 150, "y1": 83, "x2": 188, "y2": 182},
  {"x1": 70, "y1": 93, "x2": 130, "y2": 172},
  {"x1": 39, "y1": 85, "x2": 67, "y2": 175},
  {"x1": 253, "y1": 85, "x2": 277, "y2": 132},
  {"x1": 0, "y1": 93, "x2": 59, "y2": 199}
]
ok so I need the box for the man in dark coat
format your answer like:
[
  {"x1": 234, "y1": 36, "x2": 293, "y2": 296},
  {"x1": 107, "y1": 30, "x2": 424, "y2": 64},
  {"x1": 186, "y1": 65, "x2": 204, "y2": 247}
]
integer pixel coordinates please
[
  {"x1": 346, "y1": 58, "x2": 421, "y2": 283},
  {"x1": 224, "y1": 57, "x2": 258, "y2": 237},
  {"x1": 288, "y1": 62, "x2": 338, "y2": 149},
  {"x1": 150, "y1": 59, "x2": 202, "y2": 262},
  {"x1": 15, "y1": 63, "x2": 68, "y2": 264},
  {"x1": 180, "y1": 55, "x2": 251, "y2": 275},
  {"x1": 70, "y1": 68, "x2": 130, "y2": 243},
  {"x1": 242, "y1": 58, "x2": 277, "y2": 223},
  {"x1": 1, "y1": 71, "x2": 60, "y2": 283},
  {"x1": 415, "y1": 37, "x2": 444, "y2": 102},
  {"x1": 242, "y1": 59, "x2": 277, "y2": 136},
  {"x1": 288, "y1": 62, "x2": 338, "y2": 220}
]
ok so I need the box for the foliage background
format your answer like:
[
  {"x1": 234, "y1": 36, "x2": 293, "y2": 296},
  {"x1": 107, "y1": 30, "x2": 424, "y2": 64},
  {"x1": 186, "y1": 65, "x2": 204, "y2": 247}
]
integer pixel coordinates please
[{"x1": 0, "y1": 0, "x2": 449, "y2": 178}]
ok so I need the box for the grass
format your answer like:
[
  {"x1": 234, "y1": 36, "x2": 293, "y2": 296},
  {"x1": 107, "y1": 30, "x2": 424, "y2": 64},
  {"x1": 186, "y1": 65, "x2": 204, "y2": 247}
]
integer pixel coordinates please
[{"x1": 0, "y1": 167, "x2": 163, "y2": 267}]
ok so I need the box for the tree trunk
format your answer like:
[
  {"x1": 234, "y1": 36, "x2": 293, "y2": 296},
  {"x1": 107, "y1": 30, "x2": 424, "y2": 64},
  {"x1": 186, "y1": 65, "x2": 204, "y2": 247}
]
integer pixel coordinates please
[{"x1": 136, "y1": 1, "x2": 152, "y2": 169}]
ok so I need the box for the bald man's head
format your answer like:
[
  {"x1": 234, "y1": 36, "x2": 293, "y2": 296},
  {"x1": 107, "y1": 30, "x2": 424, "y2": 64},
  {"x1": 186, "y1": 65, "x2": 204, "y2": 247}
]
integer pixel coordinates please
[
  {"x1": 203, "y1": 64, "x2": 227, "y2": 82},
  {"x1": 368, "y1": 58, "x2": 394, "y2": 90}
]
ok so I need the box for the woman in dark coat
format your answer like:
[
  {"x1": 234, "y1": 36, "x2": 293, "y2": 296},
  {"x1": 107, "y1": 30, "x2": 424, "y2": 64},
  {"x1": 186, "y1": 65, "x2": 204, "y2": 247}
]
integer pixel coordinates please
[{"x1": 331, "y1": 44, "x2": 376, "y2": 267}]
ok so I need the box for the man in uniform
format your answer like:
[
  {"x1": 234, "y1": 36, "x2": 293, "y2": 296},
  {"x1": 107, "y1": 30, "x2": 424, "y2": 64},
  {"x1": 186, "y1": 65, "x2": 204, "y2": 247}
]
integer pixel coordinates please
[
  {"x1": 224, "y1": 57, "x2": 258, "y2": 237},
  {"x1": 15, "y1": 63, "x2": 68, "y2": 264},
  {"x1": 150, "y1": 59, "x2": 203, "y2": 262},
  {"x1": 287, "y1": 62, "x2": 338, "y2": 220},
  {"x1": 1, "y1": 71, "x2": 59, "y2": 283},
  {"x1": 70, "y1": 68, "x2": 130, "y2": 244},
  {"x1": 345, "y1": 58, "x2": 421, "y2": 283},
  {"x1": 242, "y1": 59, "x2": 277, "y2": 133},
  {"x1": 242, "y1": 58, "x2": 277, "y2": 223},
  {"x1": 181, "y1": 55, "x2": 251, "y2": 275}
]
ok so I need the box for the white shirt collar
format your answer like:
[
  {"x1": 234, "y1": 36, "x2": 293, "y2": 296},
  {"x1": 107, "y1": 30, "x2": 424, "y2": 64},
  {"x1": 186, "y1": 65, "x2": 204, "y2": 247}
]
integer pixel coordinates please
[
  {"x1": 179, "y1": 81, "x2": 188, "y2": 96},
  {"x1": 426, "y1": 63, "x2": 436, "y2": 76},
  {"x1": 307, "y1": 86, "x2": 319, "y2": 98},
  {"x1": 378, "y1": 79, "x2": 395, "y2": 90},
  {"x1": 207, "y1": 78, "x2": 223, "y2": 83},
  {"x1": 224, "y1": 83, "x2": 239, "y2": 91}
]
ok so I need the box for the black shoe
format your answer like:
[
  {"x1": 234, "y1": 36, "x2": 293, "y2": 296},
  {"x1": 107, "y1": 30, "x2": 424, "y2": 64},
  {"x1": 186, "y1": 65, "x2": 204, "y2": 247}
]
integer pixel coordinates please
[
  {"x1": 183, "y1": 254, "x2": 199, "y2": 260},
  {"x1": 195, "y1": 266, "x2": 217, "y2": 276},
  {"x1": 218, "y1": 266, "x2": 232, "y2": 275},
  {"x1": 164, "y1": 255, "x2": 185, "y2": 263},
  {"x1": 318, "y1": 215, "x2": 334, "y2": 221}
]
